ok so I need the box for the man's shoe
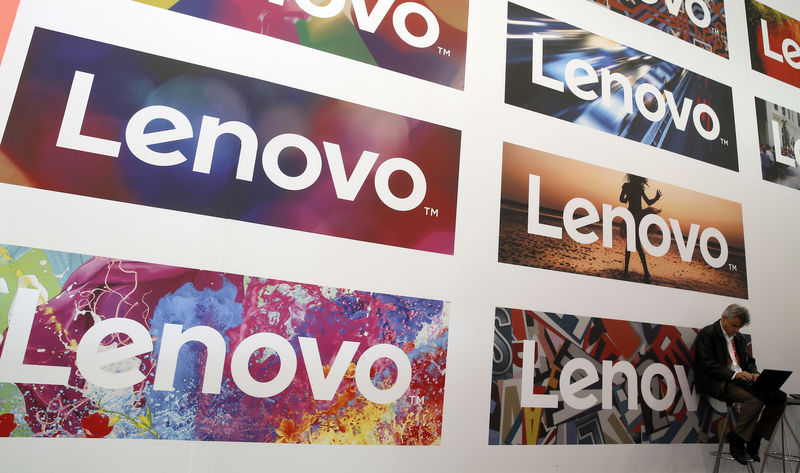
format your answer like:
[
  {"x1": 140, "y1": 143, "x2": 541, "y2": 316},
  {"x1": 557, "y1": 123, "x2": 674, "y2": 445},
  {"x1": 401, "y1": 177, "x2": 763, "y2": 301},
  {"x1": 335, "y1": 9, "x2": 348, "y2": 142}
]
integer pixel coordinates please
[
  {"x1": 728, "y1": 432, "x2": 748, "y2": 465},
  {"x1": 746, "y1": 434, "x2": 762, "y2": 462}
]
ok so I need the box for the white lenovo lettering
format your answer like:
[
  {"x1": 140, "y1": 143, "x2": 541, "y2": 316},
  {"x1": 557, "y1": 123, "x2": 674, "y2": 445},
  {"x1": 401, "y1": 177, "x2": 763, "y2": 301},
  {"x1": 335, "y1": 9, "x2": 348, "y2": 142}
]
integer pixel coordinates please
[
  {"x1": 641, "y1": 0, "x2": 711, "y2": 28},
  {"x1": 520, "y1": 340, "x2": 699, "y2": 412},
  {"x1": 531, "y1": 33, "x2": 720, "y2": 141},
  {"x1": 0, "y1": 288, "x2": 71, "y2": 385},
  {"x1": 760, "y1": 18, "x2": 800, "y2": 69},
  {"x1": 0, "y1": 291, "x2": 412, "y2": 404},
  {"x1": 267, "y1": 0, "x2": 439, "y2": 48},
  {"x1": 55, "y1": 71, "x2": 427, "y2": 212},
  {"x1": 771, "y1": 118, "x2": 800, "y2": 167},
  {"x1": 527, "y1": 174, "x2": 729, "y2": 268}
]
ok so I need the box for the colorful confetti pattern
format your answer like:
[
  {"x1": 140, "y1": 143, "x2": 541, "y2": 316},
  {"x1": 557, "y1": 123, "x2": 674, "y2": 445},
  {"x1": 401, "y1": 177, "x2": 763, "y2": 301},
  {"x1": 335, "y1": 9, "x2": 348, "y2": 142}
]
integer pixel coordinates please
[
  {"x1": 0, "y1": 244, "x2": 449, "y2": 444},
  {"x1": 134, "y1": 0, "x2": 468, "y2": 89}
]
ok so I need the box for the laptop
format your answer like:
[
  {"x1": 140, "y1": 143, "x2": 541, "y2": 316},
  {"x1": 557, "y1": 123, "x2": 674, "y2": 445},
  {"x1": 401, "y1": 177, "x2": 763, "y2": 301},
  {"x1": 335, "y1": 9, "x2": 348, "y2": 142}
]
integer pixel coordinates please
[{"x1": 752, "y1": 369, "x2": 792, "y2": 391}]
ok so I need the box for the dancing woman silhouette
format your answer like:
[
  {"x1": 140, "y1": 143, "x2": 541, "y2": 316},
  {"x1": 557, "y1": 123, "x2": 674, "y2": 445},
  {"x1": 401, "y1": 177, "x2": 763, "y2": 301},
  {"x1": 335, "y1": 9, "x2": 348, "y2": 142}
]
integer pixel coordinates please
[{"x1": 619, "y1": 174, "x2": 662, "y2": 283}]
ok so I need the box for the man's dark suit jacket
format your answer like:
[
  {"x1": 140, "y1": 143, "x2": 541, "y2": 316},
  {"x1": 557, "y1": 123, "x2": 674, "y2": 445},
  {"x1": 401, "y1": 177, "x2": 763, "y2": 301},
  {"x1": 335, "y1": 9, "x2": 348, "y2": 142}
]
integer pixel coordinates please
[{"x1": 695, "y1": 321, "x2": 758, "y2": 398}]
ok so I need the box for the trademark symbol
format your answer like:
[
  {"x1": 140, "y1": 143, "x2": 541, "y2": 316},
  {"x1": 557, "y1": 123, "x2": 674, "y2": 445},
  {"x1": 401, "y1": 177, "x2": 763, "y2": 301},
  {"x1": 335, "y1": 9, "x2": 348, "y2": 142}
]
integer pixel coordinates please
[
  {"x1": 424, "y1": 207, "x2": 439, "y2": 217},
  {"x1": 720, "y1": 137, "x2": 729, "y2": 146},
  {"x1": 437, "y1": 46, "x2": 451, "y2": 57},
  {"x1": 728, "y1": 263, "x2": 737, "y2": 271},
  {"x1": 409, "y1": 395, "x2": 425, "y2": 405}
]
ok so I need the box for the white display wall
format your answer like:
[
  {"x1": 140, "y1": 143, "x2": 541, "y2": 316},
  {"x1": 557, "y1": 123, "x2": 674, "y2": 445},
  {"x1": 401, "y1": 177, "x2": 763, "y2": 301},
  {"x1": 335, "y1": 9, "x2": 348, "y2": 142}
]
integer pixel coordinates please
[{"x1": 0, "y1": 0, "x2": 798, "y2": 471}]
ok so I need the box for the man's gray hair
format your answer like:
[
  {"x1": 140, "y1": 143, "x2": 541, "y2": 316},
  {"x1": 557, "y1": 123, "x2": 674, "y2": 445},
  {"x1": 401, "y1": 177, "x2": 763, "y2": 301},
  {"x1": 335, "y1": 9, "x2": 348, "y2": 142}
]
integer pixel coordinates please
[{"x1": 722, "y1": 303, "x2": 750, "y2": 326}]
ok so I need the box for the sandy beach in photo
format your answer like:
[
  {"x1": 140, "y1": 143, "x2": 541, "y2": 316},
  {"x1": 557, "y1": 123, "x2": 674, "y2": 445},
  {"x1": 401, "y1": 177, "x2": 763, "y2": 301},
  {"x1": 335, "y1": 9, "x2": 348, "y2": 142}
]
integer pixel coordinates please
[{"x1": 498, "y1": 206, "x2": 748, "y2": 298}]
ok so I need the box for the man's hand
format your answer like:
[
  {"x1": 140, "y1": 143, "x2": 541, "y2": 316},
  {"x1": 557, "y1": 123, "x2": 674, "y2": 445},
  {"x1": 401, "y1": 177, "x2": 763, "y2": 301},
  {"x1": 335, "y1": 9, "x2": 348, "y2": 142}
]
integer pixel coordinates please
[{"x1": 734, "y1": 372, "x2": 756, "y2": 383}]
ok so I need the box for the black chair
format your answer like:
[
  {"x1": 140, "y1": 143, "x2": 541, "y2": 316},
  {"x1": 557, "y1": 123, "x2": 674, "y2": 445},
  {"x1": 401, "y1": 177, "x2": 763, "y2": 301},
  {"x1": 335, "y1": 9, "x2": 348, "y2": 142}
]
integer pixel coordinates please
[
  {"x1": 707, "y1": 396, "x2": 756, "y2": 473},
  {"x1": 759, "y1": 395, "x2": 800, "y2": 473}
]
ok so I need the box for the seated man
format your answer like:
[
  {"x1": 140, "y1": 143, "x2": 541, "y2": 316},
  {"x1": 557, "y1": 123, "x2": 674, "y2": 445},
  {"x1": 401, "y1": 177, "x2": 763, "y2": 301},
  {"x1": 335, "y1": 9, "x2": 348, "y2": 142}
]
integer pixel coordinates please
[{"x1": 695, "y1": 304, "x2": 786, "y2": 464}]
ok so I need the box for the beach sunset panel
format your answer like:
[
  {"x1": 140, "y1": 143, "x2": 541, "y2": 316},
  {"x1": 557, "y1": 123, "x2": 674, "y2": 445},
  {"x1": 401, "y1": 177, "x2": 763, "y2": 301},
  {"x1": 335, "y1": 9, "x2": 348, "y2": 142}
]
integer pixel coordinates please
[{"x1": 499, "y1": 142, "x2": 747, "y2": 298}]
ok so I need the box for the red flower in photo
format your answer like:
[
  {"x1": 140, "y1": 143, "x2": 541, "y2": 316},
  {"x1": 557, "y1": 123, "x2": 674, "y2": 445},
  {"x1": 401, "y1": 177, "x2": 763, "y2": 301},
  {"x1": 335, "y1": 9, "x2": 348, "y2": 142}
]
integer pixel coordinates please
[
  {"x1": 81, "y1": 412, "x2": 113, "y2": 438},
  {"x1": 274, "y1": 419, "x2": 301, "y2": 443},
  {"x1": 0, "y1": 413, "x2": 17, "y2": 437}
]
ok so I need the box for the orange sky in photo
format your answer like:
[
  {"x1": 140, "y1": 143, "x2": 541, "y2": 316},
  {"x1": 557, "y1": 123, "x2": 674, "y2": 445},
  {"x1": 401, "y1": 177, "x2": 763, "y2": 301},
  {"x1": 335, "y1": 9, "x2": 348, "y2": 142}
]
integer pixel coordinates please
[{"x1": 501, "y1": 142, "x2": 746, "y2": 248}]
